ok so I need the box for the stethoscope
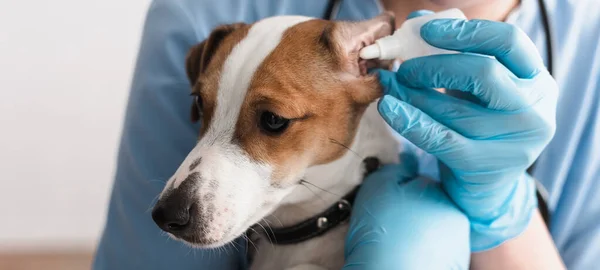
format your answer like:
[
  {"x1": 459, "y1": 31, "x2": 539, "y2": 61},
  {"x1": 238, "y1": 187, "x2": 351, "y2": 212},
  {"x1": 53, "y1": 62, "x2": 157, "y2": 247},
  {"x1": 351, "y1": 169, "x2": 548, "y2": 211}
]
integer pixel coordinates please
[{"x1": 323, "y1": 0, "x2": 554, "y2": 227}]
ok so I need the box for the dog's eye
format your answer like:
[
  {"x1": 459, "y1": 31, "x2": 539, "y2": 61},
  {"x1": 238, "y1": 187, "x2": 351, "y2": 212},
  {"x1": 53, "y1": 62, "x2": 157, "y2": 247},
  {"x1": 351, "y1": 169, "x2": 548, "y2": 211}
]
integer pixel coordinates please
[
  {"x1": 190, "y1": 93, "x2": 204, "y2": 123},
  {"x1": 259, "y1": 111, "x2": 290, "y2": 135},
  {"x1": 194, "y1": 95, "x2": 203, "y2": 111}
]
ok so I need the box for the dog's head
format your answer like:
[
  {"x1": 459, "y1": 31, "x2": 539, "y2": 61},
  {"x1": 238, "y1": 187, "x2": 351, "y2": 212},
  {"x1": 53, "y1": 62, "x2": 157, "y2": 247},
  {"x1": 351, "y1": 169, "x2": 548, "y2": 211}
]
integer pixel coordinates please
[{"x1": 151, "y1": 14, "x2": 394, "y2": 247}]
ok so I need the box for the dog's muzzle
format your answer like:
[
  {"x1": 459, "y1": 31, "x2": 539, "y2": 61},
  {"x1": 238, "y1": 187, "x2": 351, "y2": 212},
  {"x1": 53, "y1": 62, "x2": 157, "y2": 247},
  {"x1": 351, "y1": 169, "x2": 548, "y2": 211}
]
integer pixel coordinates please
[{"x1": 151, "y1": 176, "x2": 228, "y2": 245}]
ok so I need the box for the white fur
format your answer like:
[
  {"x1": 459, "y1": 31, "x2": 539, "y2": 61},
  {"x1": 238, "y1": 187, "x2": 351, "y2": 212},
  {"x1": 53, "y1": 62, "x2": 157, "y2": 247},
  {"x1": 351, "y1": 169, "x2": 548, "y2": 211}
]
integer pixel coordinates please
[
  {"x1": 159, "y1": 16, "x2": 401, "y2": 268},
  {"x1": 162, "y1": 16, "x2": 315, "y2": 247},
  {"x1": 250, "y1": 102, "x2": 400, "y2": 270},
  {"x1": 172, "y1": 16, "x2": 312, "y2": 187}
]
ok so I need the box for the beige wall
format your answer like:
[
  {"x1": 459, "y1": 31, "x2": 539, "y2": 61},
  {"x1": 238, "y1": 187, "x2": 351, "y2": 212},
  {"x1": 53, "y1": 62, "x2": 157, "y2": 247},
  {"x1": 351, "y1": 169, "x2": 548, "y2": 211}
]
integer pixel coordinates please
[{"x1": 0, "y1": 0, "x2": 150, "y2": 252}]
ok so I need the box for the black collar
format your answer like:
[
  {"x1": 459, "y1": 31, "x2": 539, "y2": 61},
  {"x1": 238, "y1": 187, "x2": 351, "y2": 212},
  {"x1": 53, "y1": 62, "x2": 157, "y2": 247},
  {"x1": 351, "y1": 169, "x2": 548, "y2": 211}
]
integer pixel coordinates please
[
  {"x1": 254, "y1": 157, "x2": 381, "y2": 245},
  {"x1": 261, "y1": 185, "x2": 359, "y2": 245}
]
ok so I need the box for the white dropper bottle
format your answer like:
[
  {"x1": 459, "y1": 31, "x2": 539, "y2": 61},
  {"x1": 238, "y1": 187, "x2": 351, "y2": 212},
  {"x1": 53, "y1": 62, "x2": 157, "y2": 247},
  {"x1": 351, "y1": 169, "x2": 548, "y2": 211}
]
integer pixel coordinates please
[{"x1": 360, "y1": 8, "x2": 467, "y2": 61}]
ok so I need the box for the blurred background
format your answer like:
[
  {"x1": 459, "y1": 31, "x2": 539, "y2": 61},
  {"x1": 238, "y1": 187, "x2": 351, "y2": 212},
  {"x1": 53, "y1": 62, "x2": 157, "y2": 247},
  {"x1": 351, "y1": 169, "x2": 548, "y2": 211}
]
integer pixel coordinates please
[{"x1": 0, "y1": 0, "x2": 151, "y2": 269}]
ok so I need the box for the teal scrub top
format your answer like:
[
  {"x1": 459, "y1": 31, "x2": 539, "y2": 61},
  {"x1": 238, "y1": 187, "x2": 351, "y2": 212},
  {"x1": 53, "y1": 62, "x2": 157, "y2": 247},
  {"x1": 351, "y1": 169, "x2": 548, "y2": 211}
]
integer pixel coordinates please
[{"x1": 93, "y1": 0, "x2": 600, "y2": 269}]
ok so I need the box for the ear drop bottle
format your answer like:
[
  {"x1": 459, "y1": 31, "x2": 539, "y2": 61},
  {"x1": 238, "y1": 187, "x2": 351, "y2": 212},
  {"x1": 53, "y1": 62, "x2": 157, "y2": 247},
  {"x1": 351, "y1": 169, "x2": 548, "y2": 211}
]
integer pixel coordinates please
[{"x1": 359, "y1": 8, "x2": 467, "y2": 61}]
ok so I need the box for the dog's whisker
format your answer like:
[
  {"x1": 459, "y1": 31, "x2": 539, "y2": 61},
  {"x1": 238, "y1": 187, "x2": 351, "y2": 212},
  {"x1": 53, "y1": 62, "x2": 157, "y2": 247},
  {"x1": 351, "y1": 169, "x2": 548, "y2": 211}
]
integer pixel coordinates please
[
  {"x1": 264, "y1": 222, "x2": 277, "y2": 249},
  {"x1": 243, "y1": 233, "x2": 259, "y2": 254},
  {"x1": 254, "y1": 224, "x2": 274, "y2": 249},
  {"x1": 249, "y1": 227, "x2": 261, "y2": 237},
  {"x1": 232, "y1": 243, "x2": 240, "y2": 254},
  {"x1": 230, "y1": 239, "x2": 241, "y2": 253},
  {"x1": 264, "y1": 215, "x2": 284, "y2": 227},
  {"x1": 243, "y1": 235, "x2": 250, "y2": 261},
  {"x1": 328, "y1": 138, "x2": 365, "y2": 160},
  {"x1": 160, "y1": 231, "x2": 172, "y2": 245},
  {"x1": 299, "y1": 182, "x2": 328, "y2": 208},
  {"x1": 241, "y1": 235, "x2": 249, "y2": 259},
  {"x1": 230, "y1": 243, "x2": 236, "y2": 255},
  {"x1": 262, "y1": 218, "x2": 273, "y2": 226},
  {"x1": 228, "y1": 241, "x2": 237, "y2": 254},
  {"x1": 148, "y1": 178, "x2": 168, "y2": 184},
  {"x1": 261, "y1": 218, "x2": 277, "y2": 241},
  {"x1": 256, "y1": 223, "x2": 275, "y2": 248},
  {"x1": 222, "y1": 243, "x2": 231, "y2": 257},
  {"x1": 185, "y1": 245, "x2": 194, "y2": 257},
  {"x1": 300, "y1": 180, "x2": 341, "y2": 197},
  {"x1": 145, "y1": 192, "x2": 163, "y2": 213}
]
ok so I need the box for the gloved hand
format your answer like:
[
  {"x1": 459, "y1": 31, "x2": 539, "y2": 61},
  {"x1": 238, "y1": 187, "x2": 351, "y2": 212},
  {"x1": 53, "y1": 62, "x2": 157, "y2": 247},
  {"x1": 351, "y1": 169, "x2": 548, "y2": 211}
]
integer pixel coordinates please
[
  {"x1": 344, "y1": 153, "x2": 470, "y2": 269},
  {"x1": 376, "y1": 13, "x2": 558, "y2": 251}
]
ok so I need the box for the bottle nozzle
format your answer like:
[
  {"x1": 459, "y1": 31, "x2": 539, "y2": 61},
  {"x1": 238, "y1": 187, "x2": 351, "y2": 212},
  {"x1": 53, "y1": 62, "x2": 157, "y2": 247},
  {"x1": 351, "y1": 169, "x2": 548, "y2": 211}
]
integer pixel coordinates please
[
  {"x1": 358, "y1": 8, "x2": 467, "y2": 61},
  {"x1": 359, "y1": 44, "x2": 381, "y2": 60}
]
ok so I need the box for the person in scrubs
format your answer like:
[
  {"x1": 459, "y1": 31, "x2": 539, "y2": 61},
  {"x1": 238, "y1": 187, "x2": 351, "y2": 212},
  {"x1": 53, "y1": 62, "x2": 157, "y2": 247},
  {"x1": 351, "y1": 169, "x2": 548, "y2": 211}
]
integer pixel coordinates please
[{"x1": 93, "y1": 0, "x2": 600, "y2": 269}]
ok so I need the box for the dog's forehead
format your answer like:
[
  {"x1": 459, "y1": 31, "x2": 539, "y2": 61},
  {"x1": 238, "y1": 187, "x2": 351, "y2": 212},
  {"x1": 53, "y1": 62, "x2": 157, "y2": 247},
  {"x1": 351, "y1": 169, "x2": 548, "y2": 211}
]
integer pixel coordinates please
[{"x1": 203, "y1": 16, "x2": 319, "y2": 143}]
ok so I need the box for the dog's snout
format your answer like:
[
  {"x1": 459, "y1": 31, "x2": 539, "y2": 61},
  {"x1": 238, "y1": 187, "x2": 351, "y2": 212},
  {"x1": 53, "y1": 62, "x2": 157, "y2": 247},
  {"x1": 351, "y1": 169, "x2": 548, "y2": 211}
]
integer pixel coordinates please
[
  {"x1": 152, "y1": 169, "x2": 237, "y2": 246},
  {"x1": 151, "y1": 177, "x2": 198, "y2": 235},
  {"x1": 152, "y1": 202, "x2": 193, "y2": 233}
]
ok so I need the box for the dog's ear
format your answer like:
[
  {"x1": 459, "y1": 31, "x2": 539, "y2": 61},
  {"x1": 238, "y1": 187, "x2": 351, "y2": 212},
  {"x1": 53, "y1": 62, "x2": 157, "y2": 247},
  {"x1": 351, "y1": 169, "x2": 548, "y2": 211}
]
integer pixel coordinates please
[
  {"x1": 323, "y1": 12, "x2": 395, "y2": 76},
  {"x1": 321, "y1": 13, "x2": 395, "y2": 104},
  {"x1": 186, "y1": 23, "x2": 245, "y2": 123},
  {"x1": 185, "y1": 23, "x2": 246, "y2": 86}
]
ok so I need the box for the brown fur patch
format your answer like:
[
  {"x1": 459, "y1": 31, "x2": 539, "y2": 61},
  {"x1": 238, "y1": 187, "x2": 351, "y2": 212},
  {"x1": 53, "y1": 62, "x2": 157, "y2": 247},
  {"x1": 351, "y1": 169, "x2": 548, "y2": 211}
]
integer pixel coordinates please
[
  {"x1": 186, "y1": 15, "x2": 394, "y2": 185},
  {"x1": 233, "y1": 19, "x2": 384, "y2": 183}
]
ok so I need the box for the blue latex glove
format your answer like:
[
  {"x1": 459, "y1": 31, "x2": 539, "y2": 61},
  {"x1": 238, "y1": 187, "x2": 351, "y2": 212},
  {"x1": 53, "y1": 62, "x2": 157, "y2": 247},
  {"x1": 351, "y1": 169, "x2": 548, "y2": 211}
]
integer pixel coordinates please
[
  {"x1": 344, "y1": 153, "x2": 470, "y2": 269},
  {"x1": 376, "y1": 16, "x2": 558, "y2": 251}
]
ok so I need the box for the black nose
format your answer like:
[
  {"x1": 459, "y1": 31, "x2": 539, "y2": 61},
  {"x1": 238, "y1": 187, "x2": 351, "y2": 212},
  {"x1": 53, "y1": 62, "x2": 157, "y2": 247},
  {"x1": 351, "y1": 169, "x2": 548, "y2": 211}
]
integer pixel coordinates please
[
  {"x1": 152, "y1": 203, "x2": 192, "y2": 233},
  {"x1": 152, "y1": 176, "x2": 199, "y2": 235}
]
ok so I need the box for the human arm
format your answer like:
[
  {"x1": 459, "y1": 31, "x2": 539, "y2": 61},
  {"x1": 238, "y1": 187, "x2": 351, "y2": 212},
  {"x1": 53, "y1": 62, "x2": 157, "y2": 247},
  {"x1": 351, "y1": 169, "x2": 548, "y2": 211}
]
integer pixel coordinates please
[{"x1": 471, "y1": 209, "x2": 565, "y2": 270}]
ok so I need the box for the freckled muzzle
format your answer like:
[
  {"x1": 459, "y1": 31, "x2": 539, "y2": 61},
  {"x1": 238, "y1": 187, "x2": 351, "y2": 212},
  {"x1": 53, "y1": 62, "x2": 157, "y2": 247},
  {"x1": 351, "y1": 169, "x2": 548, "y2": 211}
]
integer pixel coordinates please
[{"x1": 151, "y1": 173, "x2": 233, "y2": 245}]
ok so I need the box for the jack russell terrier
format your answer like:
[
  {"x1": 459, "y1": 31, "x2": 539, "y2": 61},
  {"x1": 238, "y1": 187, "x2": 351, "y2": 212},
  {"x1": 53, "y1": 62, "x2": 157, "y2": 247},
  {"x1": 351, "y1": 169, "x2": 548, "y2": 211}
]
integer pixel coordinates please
[{"x1": 152, "y1": 13, "x2": 402, "y2": 270}]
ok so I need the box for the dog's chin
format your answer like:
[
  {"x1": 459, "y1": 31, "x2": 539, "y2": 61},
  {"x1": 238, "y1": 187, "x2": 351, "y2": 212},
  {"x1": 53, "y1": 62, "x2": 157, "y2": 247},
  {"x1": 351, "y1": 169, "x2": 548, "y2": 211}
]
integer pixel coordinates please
[
  {"x1": 168, "y1": 228, "x2": 245, "y2": 249},
  {"x1": 166, "y1": 185, "x2": 293, "y2": 249},
  {"x1": 168, "y1": 212, "x2": 269, "y2": 249}
]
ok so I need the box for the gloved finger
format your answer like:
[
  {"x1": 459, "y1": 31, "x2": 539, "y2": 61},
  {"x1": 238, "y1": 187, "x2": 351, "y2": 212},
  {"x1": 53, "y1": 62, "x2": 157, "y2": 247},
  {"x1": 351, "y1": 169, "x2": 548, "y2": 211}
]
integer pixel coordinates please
[
  {"x1": 397, "y1": 152, "x2": 419, "y2": 180},
  {"x1": 377, "y1": 95, "x2": 467, "y2": 161},
  {"x1": 406, "y1": 9, "x2": 434, "y2": 19},
  {"x1": 361, "y1": 162, "x2": 417, "y2": 195},
  {"x1": 378, "y1": 68, "x2": 531, "y2": 138},
  {"x1": 420, "y1": 19, "x2": 545, "y2": 79},
  {"x1": 397, "y1": 54, "x2": 528, "y2": 111},
  {"x1": 352, "y1": 164, "x2": 418, "y2": 220},
  {"x1": 376, "y1": 69, "x2": 405, "y2": 96},
  {"x1": 383, "y1": 81, "x2": 521, "y2": 139}
]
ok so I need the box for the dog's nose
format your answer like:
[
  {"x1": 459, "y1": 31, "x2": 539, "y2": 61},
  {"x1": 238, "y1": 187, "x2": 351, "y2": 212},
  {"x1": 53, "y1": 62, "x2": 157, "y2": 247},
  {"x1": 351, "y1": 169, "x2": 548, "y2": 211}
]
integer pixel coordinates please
[
  {"x1": 151, "y1": 203, "x2": 193, "y2": 233},
  {"x1": 152, "y1": 175, "x2": 200, "y2": 235}
]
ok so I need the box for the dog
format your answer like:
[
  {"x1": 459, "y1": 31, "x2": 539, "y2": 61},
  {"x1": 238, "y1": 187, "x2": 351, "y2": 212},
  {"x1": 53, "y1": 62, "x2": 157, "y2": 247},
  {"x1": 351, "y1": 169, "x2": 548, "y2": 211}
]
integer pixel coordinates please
[{"x1": 151, "y1": 13, "x2": 402, "y2": 270}]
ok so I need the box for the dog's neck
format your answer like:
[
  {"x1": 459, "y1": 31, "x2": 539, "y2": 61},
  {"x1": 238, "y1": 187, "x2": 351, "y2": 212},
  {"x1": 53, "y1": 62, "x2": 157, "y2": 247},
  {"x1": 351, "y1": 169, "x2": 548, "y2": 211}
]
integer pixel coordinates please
[{"x1": 266, "y1": 102, "x2": 401, "y2": 227}]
